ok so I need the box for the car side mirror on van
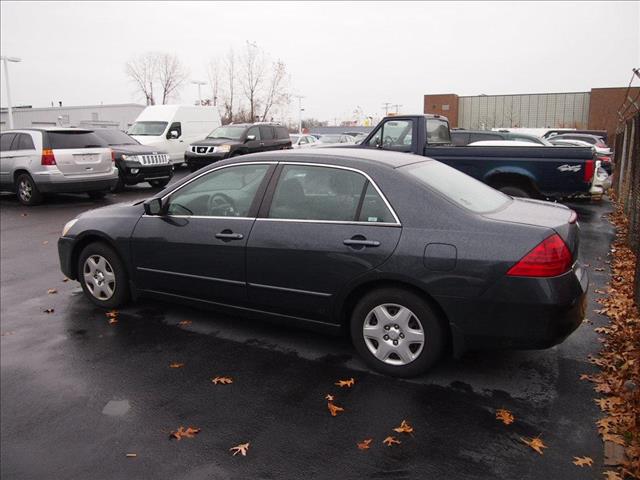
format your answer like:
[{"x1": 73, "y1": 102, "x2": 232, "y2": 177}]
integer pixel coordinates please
[
  {"x1": 168, "y1": 130, "x2": 179, "y2": 139},
  {"x1": 144, "y1": 198, "x2": 163, "y2": 216},
  {"x1": 246, "y1": 134, "x2": 256, "y2": 142}
]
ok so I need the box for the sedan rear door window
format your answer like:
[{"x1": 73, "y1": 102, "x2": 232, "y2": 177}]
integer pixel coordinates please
[{"x1": 268, "y1": 165, "x2": 367, "y2": 221}]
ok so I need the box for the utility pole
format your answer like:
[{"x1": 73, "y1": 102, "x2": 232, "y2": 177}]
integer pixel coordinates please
[
  {"x1": 381, "y1": 102, "x2": 392, "y2": 116},
  {"x1": 1, "y1": 56, "x2": 22, "y2": 129},
  {"x1": 293, "y1": 95, "x2": 304, "y2": 134},
  {"x1": 392, "y1": 104, "x2": 403, "y2": 114},
  {"x1": 191, "y1": 80, "x2": 206, "y2": 105}
]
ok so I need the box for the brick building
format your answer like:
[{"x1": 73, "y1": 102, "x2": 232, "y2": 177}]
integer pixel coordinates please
[{"x1": 424, "y1": 87, "x2": 639, "y2": 142}]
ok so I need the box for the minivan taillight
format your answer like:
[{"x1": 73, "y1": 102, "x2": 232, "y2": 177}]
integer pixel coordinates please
[
  {"x1": 583, "y1": 159, "x2": 595, "y2": 182},
  {"x1": 41, "y1": 149, "x2": 56, "y2": 166},
  {"x1": 110, "y1": 149, "x2": 115, "y2": 162},
  {"x1": 507, "y1": 234, "x2": 572, "y2": 277}
]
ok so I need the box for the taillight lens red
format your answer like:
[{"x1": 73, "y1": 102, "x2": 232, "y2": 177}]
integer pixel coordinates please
[
  {"x1": 41, "y1": 149, "x2": 56, "y2": 166},
  {"x1": 110, "y1": 149, "x2": 115, "y2": 162},
  {"x1": 507, "y1": 233, "x2": 573, "y2": 277},
  {"x1": 583, "y1": 159, "x2": 594, "y2": 182}
]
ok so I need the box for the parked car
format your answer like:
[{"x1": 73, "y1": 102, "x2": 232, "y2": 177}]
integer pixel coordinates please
[
  {"x1": 128, "y1": 105, "x2": 222, "y2": 165},
  {"x1": 315, "y1": 134, "x2": 356, "y2": 145},
  {"x1": 58, "y1": 148, "x2": 587, "y2": 377},
  {"x1": 550, "y1": 133, "x2": 611, "y2": 154},
  {"x1": 358, "y1": 115, "x2": 598, "y2": 200},
  {"x1": 548, "y1": 137, "x2": 612, "y2": 173},
  {"x1": 290, "y1": 134, "x2": 318, "y2": 149},
  {"x1": 452, "y1": 130, "x2": 551, "y2": 146},
  {"x1": 543, "y1": 129, "x2": 608, "y2": 143},
  {"x1": 468, "y1": 140, "x2": 544, "y2": 147},
  {"x1": 92, "y1": 129, "x2": 173, "y2": 190},
  {"x1": 0, "y1": 128, "x2": 118, "y2": 206},
  {"x1": 185, "y1": 123, "x2": 291, "y2": 172}
]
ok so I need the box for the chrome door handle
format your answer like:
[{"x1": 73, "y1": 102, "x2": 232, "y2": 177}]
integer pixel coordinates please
[
  {"x1": 215, "y1": 232, "x2": 244, "y2": 240},
  {"x1": 343, "y1": 239, "x2": 380, "y2": 247}
]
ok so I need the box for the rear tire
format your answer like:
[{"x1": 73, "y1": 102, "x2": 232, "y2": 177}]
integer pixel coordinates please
[
  {"x1": 350, "y1": 287, "x2": 445, "y2": 377},
  {"x1": 78, "y1": 242, "x2": 129, "y2": 308},
  {"x1": 15, "y1": 173, "x2": 43, "y2": 206},
  {"x1": 88, "y1": 190, "x2": 107, "y2": 200},
  {"x1": 497, "y1": 185, "x2": 531, "y2": 198}
]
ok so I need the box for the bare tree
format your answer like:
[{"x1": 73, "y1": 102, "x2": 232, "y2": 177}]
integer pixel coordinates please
[
  {"x1": 125, "y1": 53, "x2": 158, "y2": 105},
  {"x1": 207, "y1": 58, "x2": 221, "y2": 106},
  {"x1": 157, "y1": 53, "x2": 189, "y2": 105},
  {"x1": 260, "y1": 60, "x2": 288, "y2": 121},
  {"x1": 223, "y1": 48, "x2": 236, "y2": 122},
  {"x1": 240, "y1": 42, "x2": 266, "y2": 122}
]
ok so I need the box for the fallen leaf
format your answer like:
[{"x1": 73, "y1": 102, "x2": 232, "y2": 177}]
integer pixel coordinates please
[
  {"x1": 383, "y1": 436, "x2": 401, "y2": 447},
  {"x1": 211, "y1": 376, "x2": 233, "y2": 385},
  {"x1": 169, "y1": 426, "x2": 200, "y2": 440},
  {"x1": 1, "y1": 331, "x2": 16, "y2": 337},
  {"x1": 520, "y1": 436, "x2": 547, "y2": 455},
  {"x1": 21, "y1": 213, "x2": 27, "y2": 217},
  {"x1": 327, "y1": 401, "x2": 344, "y2": 417},
  {"x1": 108, "y1": 318, "x2": 118, "y2": 325},
  {"x1": 595, "y1": 288, "x2": 607, "y2": 294},
  {"x1": 44, "y1": 308, "x2": 54, "y2": 314},
  {"x1": 603, "y1": 471, "x2": 622, "y2": 480},
  {"x1": 178, "y1": 320, "x2": 192, "y2": 326},
  {"x1": 106, "y1": 310, "x2": 118, "y2": 318},
  {"x1": 62, "y1": 278, "x2": 69, "y2": 282},
  {"x1": 572, "y1": 456, "x2": 593, "y2": 467},
  {"x1": 325, "y1": 394, "x2": 334, "y2": 401},
  {"x1": 495, "y1": 409, "x2": 515, "y2": 425},
  {"x1": 169, "y1": 363, "x2": 185, "y2": 369},
  {"x1": 393, "y1": 419, "x2": 414, "y2": 434},
  {"x1": 357, "y1": 438, "x2": 373, "y2": 450},
  {"x1": 47, "y1": 288, "x2": 57, "y2": 295},
  {"x1": 594, "y1": 267, "x2": 605, "y2": 272},
  {"x1": 125, "y1": 453, "x2": 137, "y2": 458},
  {"x1": 42, "y1": 240, "x2": 49, "y2": 245},
  {"x1": 229, "y1": 442, "x2": 250, "y2": 456},
  {"x1": 602, "y1": 433, "x2": 626, "y2": 446},
  {"x1": 335, "y1": 378, "x2": 355, "y2": 388}
]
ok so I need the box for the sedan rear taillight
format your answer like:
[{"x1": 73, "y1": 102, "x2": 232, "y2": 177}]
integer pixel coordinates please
[
  {"x1": 507, "y1": 233, "x2": 572, "y2": 277},
  {"x1": 583, "y1": 159, "x2": 595, "y2": 182},
  {"x1": 41, "y1": 149, "x2": 56, "y2": 166}
]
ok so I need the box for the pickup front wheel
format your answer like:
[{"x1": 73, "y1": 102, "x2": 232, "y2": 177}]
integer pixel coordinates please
[{"x1": 497, "y1": 185, "x2": 531, "y2": 198}]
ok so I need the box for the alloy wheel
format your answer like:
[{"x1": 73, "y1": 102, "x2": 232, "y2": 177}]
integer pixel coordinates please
[
  {"x1": 18, "y1": 179, "x2": 32, "y2": 202},
  {"x1": 83, "y1": 255, "x2": 116, "y2": 300},
  {"x1": 362, "y1": 303, "x2": 425, "y2": 366}
]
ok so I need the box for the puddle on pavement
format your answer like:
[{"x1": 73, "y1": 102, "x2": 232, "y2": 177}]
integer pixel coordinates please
[{"x1": 102, "y1": 399, "x2": 130, "y2": 416}]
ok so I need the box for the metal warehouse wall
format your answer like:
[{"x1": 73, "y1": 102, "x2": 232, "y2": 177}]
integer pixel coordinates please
[
  {"x1": 457, "y1": 92, "x2": 591, "y2": 130},
  {"x1": 0, "y1": 104, "x2": 145, "y2": 131}
]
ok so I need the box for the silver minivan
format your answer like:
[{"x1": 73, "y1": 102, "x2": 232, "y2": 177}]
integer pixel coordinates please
[{"x1": 0, "y1": 128, "x2": 118, "y2": 205}]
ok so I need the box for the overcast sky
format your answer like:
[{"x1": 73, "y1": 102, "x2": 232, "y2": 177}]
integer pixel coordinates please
[{"x1": 1, "y1": 1, "x2": 638, "y2": 122}]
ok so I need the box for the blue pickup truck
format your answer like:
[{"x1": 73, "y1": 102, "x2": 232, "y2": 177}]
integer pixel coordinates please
[{"x1": 357, "y1": 115, "x2": 598, "y2": 199}]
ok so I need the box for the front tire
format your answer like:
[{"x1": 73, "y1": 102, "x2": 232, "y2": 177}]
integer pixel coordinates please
[
  {"x1": 497, "y1": 185, "x2": 531, "y2": 198},
  {"x1": 78, "y1": 242, "x2": 129, "y2": 308},
  {"x1": 16, "y1": 173, "x2": 43, "y2": 206},
  {"x1": 350, "y1": 287, "x2": 445, "y2": 377},
  {"x1": 88, "y1": 190, "x2": 107, "y2": 200}
]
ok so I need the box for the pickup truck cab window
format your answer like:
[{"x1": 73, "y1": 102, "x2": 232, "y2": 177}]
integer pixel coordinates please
[
  {"x1": 166, "y1": 164, "x2": 269, "y2": 217},
  {"x1": 366, "y1": 120, "x2": 414, "y2": 152},
  {"x1": 426, "y1": 118, "x2": 452, "y2": 144}
]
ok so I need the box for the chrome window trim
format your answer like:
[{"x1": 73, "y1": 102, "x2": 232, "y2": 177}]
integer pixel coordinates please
[
  {"x1": 137, "y1": 266, "x2": 245, "y2": 286},
  {"x1": 141, "y1": 214, "x2": 255, "y2": 220},
  {"x1": 272, "y1": 161, "x2": 402, "y2": 225},
  {"x1": 255, "y1": 218, "x2": 400, "y2": 227},
  {"x1": 248, "y1": 282, "x2": 331, "y2": 297}
]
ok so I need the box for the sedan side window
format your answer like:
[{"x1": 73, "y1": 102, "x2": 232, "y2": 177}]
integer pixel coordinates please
[
  {"x1": 268, "y1": 165, "x2": 366, "y2": 221},
  {"x1": 166, "y1": 164, "x2": 269, "y2": 217},
  {"x1": 358, "y1": 183, "x2": 395, "y2": 223}
]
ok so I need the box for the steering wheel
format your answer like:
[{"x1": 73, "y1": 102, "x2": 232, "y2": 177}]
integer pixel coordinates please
[
  {"x1": 208, "y1": 193, "x2": 237, "y2": 216},
  {"x1": 383, "y1": 135, "x2": 396, "y2": 146}
]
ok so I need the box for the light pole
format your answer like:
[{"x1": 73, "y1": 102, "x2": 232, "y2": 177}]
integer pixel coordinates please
[
  {"x1": 191, "y1": 80, "x2": 206, "y2": 105},
  {"x1": 293, "y1": 95, "x2": 304, "y2": 134},
  {"x1": 1, "y1": 56, "x2": 22, "y2": 129}
]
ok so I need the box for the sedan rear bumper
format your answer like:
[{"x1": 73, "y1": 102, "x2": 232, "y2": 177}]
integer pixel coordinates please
[
  {"x1": 33, "y1": 169, "x2": 118, "y2": 193},
  {"x1": 440, "y1": 263, "x2": 588, "y2": 353}
]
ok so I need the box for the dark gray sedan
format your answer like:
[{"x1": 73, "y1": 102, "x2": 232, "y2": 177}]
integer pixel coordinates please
[{"x1": 58, "y1": 149, "x2": 588, "y2": 377}]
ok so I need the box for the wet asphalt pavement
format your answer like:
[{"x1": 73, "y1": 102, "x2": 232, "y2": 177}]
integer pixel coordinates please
[{"x1": 0, "y1": 171, "x2": 615, "y2": 480}]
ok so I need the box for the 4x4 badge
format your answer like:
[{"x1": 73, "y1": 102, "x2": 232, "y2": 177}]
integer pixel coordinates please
[{"x1": 557, "y1": 164, "x2": 582, "y2": 172}]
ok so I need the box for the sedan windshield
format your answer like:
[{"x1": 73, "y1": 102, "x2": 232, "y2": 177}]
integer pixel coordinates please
[
  {"x1": 402, "y1": 161, "x2": 511, "y2": 213},
  {"x1": 128, "y1": 121, "x2": 168, "y2": 136},
  {"x1": 207, "y1": 126, "x2": 246, "y2": 140},
  {"x1": 290, "y1": 135, "x2": 301, "y2": 142},
  {"x1": 93, "y1": 129, "x2": 139, "y2": 146}
]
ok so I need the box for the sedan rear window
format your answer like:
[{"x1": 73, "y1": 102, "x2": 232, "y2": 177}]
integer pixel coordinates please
[
  {"x1": 401, "y1": 161, "x2": 511, "y2": 213},
  {"x1": 46, "y1": 131, "x2": 107, "y2": 149}
]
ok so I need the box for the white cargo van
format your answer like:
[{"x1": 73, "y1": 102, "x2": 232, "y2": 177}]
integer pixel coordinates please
[{"x1": 128, "y1": 105, "x2": 221, "y2": 165}]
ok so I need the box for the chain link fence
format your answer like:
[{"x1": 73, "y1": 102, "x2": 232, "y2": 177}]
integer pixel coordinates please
[{"x1": 613, "y1": 111, "x2": 640, "y2": 303}]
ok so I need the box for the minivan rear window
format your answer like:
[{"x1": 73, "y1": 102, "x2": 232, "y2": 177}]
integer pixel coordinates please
[
  {"x1": 401, "y1": 161, "x2": 511, "y2": 213},
  {"x1": 46, "y1": 131, "x2": 107, "y2": 149}
]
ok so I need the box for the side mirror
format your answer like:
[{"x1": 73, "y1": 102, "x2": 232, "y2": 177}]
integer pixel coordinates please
[
  {"x1": 246, "y1": 134, "x2": 256, "y2": 142},
  {"x1": 168, "y1": 130, "x2": 179, "y2": 139},
  {"x1": 144, "y1": 198, "x2": 163, "y2": 215}
]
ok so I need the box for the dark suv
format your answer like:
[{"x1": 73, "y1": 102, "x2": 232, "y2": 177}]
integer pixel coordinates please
[
  {"x1": 93, "y1": 129, "x2": 173, "y2": 191},
  {"x1": 185, "y1": 123, "x2": 292, "y2": 171}
]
